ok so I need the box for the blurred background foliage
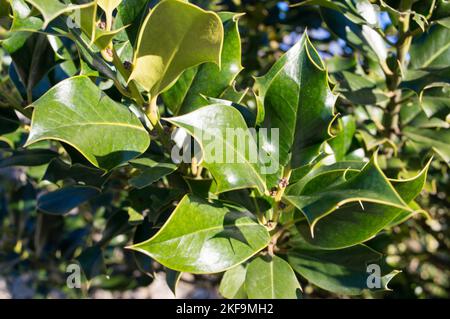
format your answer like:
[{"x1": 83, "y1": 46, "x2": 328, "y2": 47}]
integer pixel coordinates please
[{"x1": 0, "y1": 0, "x2": 448, "y2": 298}]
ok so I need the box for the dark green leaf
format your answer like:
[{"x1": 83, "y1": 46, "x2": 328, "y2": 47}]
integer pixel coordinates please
[
  {"x1": 43, "y1": 158, "x2": 108, "y2": 187},
  {"x1": 76, "y1": 245, "x2": 105, "y2": 281},
  {"x1": 37, "y1": 185, "x2": 99, "y2": 215},
  {"x1": 256, "y1": 32, "x2": 335, "y2": 177},
  {"x1": 0, "y1": 148, "x2": 58, "y2": 168}
]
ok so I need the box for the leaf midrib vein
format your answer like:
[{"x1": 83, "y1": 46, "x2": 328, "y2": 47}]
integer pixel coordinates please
[{"x1": 150, "y1": 222, "x2": 262, "y2": 245}]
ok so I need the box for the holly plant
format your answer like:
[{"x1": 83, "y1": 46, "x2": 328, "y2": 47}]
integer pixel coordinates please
[{"x1": 0, "y1": 0, "x2": 443, "y2": 299}]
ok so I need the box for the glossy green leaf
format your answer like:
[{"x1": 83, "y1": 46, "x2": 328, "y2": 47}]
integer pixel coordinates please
[
  {"x1": 219, "y1": 264, "x2": 247, "y2": 299},
  {"x1": 285, "y1": 154, "x2": 411, "y2": 235},
  {"x1": 10, "y1": 32, "x2": 57, "y2": 94},
  {"x1": 288, "y1": 243, "x2": 398, "y2": 295},
  {"x1": 166, "y1": 104, "x2": 267, "y2": 194},
  {"x1": 255, "y1": 32, "x2": 335, "y2": 173},
  {"x1": 37, "y1": 185, "x2": 99, "y2": 215},
  {"x1": 410, "y1": 25, "x2": 450, "y2": 70},
  {"x1": 129, "y1": 157, "x2": 177, "y2": 189},
  {"x1": 129, "y1": 194, "x2": 270, "y2": 274},
  {"x1": 162, "y1": 13, "x2": 243, "y2": 115},
  {"x1": 128, "y1": 186, "x2": 184, "y2": 219},
  {"x1": 129, "y1": 0, "x2": 223, "y2": 96},
  {"x1": 25, "y1": 76, "x2": 150, "y2": 170},
  {"x1": 245, "y1": 255, "x2": 302, "y2": 299},
  {"x1": 419, "y1": 84, "x2": 450, "y2": 119},
  {"x1": 295, "y1": 159, "x2": 431, "y2": 249},
  {"x1": 326, "y1": 55, "x2": 357, "y2": 73},
  {"x1": 303, "y1": 2, "x2": 385, "y2": 65},
  {"x1": 336, "y1": 71, "x2": 389, "y2": 105},
  {"x1": 287, "y1": 161, "x2": 364, "y2": 196}
]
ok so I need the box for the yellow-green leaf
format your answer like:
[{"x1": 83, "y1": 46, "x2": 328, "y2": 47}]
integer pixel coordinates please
[{"x1": 129, "y1": 0, "x2": 223, "y2": 96}]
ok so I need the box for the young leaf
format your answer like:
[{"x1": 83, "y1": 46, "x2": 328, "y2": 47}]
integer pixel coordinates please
[
  {"x1": 129, "y1": 194, "x2": 270, "y2": 274},
  {"x1": 166, "y1": 104, "x2": 267, "y2": 194},
  {"x1": 25, "y1": 76, "x2": 150, "y2": 170},
  {"x1": 129, "y1": 0, "x2": 223, "y2": 96},
  {"x1": 97, "y1": 0, "x2": 122, "y2": 17},
  {"x1": 245, "y1": 255, "x2": 302, "y2": 299},
  {"x1": 162, "y1": 12, "x2": 243, "y2": 115}
]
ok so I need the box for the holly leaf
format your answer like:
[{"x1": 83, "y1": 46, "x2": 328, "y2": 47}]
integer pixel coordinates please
[
  {"x1": 129, "y1": 157, "x2": 177, "y2": 189},
  {"x1": 24, "y1": 0, "x2": 94, "y2": 29},
  {"x1": 166, "y1": 104, "x2": 267, "y2": 194},
  {"x1": 219, "y1": 263, "x2": 247, "y2": 299},
  {"x1": 403, "y1": 126, "x2": 450, "y2": 164},
  {"x1": 0, "y1": 149, "x2": 59, "y2": 168},
  {"x1": 162, "y1": 12, "x2": 243, "y2": 115},
  {"x1": 255, "y1": 32, "x2": 335, "y2": 180},
  {"x1": 294, "y1": 158, "x2": 431, "y2": 249},
  {"x1": 25, "y1": 76, "x2": 150, "y2": 170},
  {"x1": 129, "y1": 0, "x2": 223, "y2": 96},
  {"x1": 245, "y1": 255, "x2": 302, "y2": 299},
  {"x1": 37, "y1": 185, "x2": 99, "y2": 215},
  {"x1": 129, "y1": 194, "x2": 270, "y2": 274},
  {"x1": 285, "y1": 153, "x2": 412, "y2": 236},
  {"x1": 288, "y1": 242, "x2": 399, "y2": 295},
  {"x1": 410, "y1": 25, "x2": 450, "y2": 70}
]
